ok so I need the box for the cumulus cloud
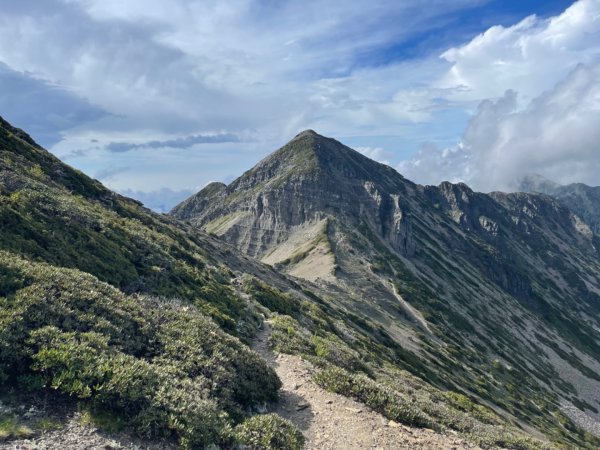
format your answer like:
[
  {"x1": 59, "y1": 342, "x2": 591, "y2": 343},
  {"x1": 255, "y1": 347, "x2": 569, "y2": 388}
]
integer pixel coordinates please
[
  {"x1": 396, "y1": 142, "x2": 472, "y2": 186},
  {"x1": 396, "y1": 0, "x2": 600, "y2": 191},
  {"x1": 0, "y1": 0, "x2": 484, "y2": 143},
  {"x1": 399, "y1": 62, "x2": 600, "y2": 191},
  {"x1": 437, "y1": 0, "x2": 600, "y2": 104}
]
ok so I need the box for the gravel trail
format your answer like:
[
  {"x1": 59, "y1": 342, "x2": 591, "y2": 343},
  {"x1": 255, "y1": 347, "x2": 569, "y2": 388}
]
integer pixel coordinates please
[{"x1": 252, "y1": 321, "x2": 480, "y2": 450}]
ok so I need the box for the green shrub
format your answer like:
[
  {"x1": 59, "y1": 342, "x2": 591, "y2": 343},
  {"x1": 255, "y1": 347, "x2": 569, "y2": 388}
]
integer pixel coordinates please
[
  {"x1": 270, "y1": 315, "x2": 365, "y2": 371},
  {"x1": 443, "y1": 391, "x2": 497, "y2": 424},
  {"x1": 314, "y1": 366, "x2": 432, "y2": 428},
  {"x1": 243, "y1": 279, "x2": 298, "y2": 316},
  {"x1": 0, "y1": 415, "x2": 33, "y2": 441},
  {"x1": 0, "y1": 253, "x2": 281, "y2": 448},
  {"x1": 136, "y1": 377, "x2": 230, "y2": 448},
  {"x1": 79, "y1": 407, "x2": 126, "y2": 434},
  {"x1": 29, "y1": 326, "x2": 229, "y2": 447},
  {"x1": 471, "y1": 426, "x2": 555, "y2": 450},
  {"x1": 234, "y1": 413, "x2": 304, "y2": 450},
  {"x1": 154, "y1": 308, "x2": 281, "y2": 417},
  {"x1": 269, "y1": 315, "x2": 314, "y2": 355},
  {"x1": 30, "y1": 327, "x2": 158, "y2": 406},
  {"x1": 311, "y1": 334, "x2": 364, "y2": 371}
]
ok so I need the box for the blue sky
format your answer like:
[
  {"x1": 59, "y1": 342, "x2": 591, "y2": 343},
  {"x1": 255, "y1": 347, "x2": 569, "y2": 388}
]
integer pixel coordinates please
[{"x1": 1, "y1": 0, "x2": 599, "y2": 210}]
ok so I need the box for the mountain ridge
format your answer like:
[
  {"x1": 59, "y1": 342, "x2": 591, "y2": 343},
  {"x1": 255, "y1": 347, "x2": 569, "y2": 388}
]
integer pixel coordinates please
[
  {"x1": 174, "y1": 130, "x2": 600, "y2": 444},
  {"x1": 518, "y1": 174, "x2": 600, "y2": 234}
]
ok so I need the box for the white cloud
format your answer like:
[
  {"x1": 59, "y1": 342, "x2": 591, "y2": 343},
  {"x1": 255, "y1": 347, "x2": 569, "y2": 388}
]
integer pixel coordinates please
[
  {"x1": 399, "y1": 61, "x2": 600, "y2": 191},
  {"x1": 0, "y1": 63, "x2": 107, "y2": 146},
  {"x1": 2, "y1": 0, "x2": 600, "y2": 199},
  {"x1": 437, "y1": 0, "x2": 600, "y2": 104},
  {"x1": 396, "y1": 0, "x2": 600, "y2": 191},
  {"x1": 0, "y1": 0, "x2": 491, "y2": 201},
  {"x1": 396, "y1": 142, "x2": 472, "y2": 186},
  {"x1": 0, "y1": 0, "x2": 500, "y2": 147}
]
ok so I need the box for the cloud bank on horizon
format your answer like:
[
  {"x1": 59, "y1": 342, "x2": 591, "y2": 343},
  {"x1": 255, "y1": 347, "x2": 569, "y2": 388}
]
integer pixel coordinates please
[{"x1": 0, "y1": 0, "x2": 598, "y2": 209}]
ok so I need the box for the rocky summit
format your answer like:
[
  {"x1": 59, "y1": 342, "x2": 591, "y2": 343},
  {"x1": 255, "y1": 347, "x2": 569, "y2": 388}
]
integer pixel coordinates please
[
  {"x1": 175, "y1": 130, "x2": 600, "y2": 445},
  {"x1": 173, "y1": 129, "x2": 415, "y2": 259}
]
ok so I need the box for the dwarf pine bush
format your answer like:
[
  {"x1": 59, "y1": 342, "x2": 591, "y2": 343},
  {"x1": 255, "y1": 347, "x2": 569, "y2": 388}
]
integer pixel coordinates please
[
  {"x1": 0, "y1": 252, "x2": 280, "y2": 447},
  {"x1": 234, "y1": 413, "x2": 304, "y2": 450}
]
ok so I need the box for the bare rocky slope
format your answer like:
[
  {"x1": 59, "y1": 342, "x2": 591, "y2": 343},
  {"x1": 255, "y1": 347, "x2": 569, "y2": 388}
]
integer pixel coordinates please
[{"x1": 174, "y1": 130, "x2": 600, "y2": 446}]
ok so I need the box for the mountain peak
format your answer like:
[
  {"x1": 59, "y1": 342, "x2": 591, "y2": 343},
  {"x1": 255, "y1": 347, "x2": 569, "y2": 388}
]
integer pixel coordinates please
[
  {"x1": 287, "y1": 128, "x2": 336, "y2": 151},
  {"x1": 173, "y1": 131, "x2": 407, "y2": 226},
  {"x1": 293, "y1": 129, "x2": 320, "y2": 139},
  {"x1": 259, "y1": 129, "x2": 396, "y2": 182},
  {"x1": 172, "y1": 130, "x2": 412, "y2": 256}
]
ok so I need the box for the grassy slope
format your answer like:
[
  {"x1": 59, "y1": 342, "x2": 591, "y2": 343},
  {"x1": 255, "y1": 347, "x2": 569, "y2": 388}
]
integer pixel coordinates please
[
  {"x1": 0, "y1": 252, "x2": 282, "y2": 448},
  {"x1": 0, "y1": 118, "x2": 253, "y2": 330}
]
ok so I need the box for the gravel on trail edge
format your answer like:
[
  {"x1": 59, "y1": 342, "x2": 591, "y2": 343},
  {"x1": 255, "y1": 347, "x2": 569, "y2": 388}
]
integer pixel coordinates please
[
  {"x1": 0, "y1": 418, "x2": 176, "y2": 450},
  {"x1": 252, "y1": 321, "x2": 482, "y2": 450}
]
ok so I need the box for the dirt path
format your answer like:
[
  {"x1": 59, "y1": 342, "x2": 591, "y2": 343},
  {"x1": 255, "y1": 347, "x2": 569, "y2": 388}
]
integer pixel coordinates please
[{"x1": 252, "y1": 321, "x2": 480, "y2": 450}]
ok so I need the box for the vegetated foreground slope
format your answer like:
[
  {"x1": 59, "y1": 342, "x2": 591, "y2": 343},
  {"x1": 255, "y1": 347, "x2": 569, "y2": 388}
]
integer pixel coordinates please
[
  {"x1": 0, "y1": 117, "x2": 557, "y2": 449},
  {"x1": 174, "y1": 130, "x2": 600, "y2": 447},
  {"x1": 0, "y1": 115, "x2": 298, "y2": 448}
]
